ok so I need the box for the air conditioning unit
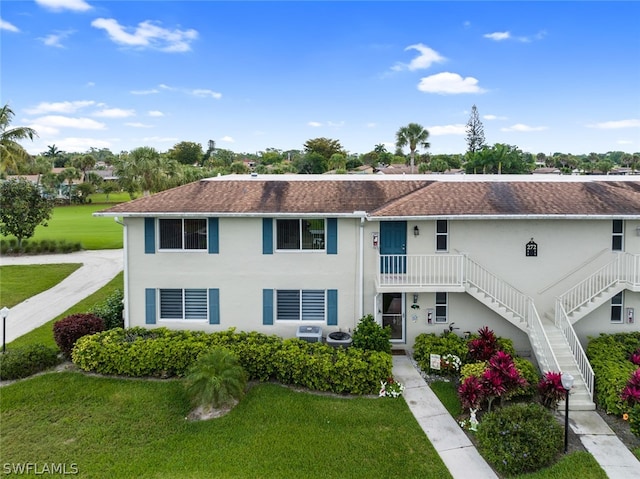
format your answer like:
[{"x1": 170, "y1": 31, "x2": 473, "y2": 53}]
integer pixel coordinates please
[{"x1": 296, "y1": 325, "x2": 323, "y2": 343}]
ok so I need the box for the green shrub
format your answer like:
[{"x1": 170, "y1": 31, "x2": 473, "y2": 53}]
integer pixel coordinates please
[
  {"x1": 413, "y1": 332, "x2": 468, "y2": 375},
  {"x1": 587, "y1": 332, "x2": 640, "y2": 415},
  {"x1": 90, "y1": 289, "x2": 124, "y2": 330},
  {"x1": 185, "y1": 348, "x2": 247, "y2": 408},
  {"x1": 53, "y1": 313, "x2": 105, "y2": 358},
  {"x1": 72, "y1": 327, "x2": 392, "y2": 395},
  {"x1": 0, "y1": 238, "x2": 82, "y2": 255},
  {"x1": 629, "y1": 404, "x2": 640, "y2": 437},
  {"x1": 351, "y1": 314, "x2": 391, "y2": 353},
  {"x1": 476, "y1": 403, "x2": 563, "y2": 476},
  {"x1": 0, "y1": 344, "x2": 61, "y2": 380},
  {"x1": 461, "y1": 361, "x2": 487, "y2": 380}
]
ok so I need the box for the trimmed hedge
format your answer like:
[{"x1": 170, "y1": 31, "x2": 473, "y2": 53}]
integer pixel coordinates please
[
  {"x1": 586, "y1": 332, "x2": 640, "y2": 415},
  {"x1": 0, "y1": 238, "x2": 82, "y2": 255},
  {"x1": 53, "y1": 313, "x2": 105, "y2": 358},
  {"x1": 0, "y1": 344, "x2": 62, "y2": 380},
  {"x1": 89, "y1": 289, "x2": 124, "y2": 330},
  {"x1": 72, "y1": 327, "x2": 392, "y2": 395}
]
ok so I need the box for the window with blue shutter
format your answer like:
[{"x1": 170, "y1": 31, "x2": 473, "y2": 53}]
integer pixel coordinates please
[
  {"x1": 208, "y1": 218, "x2": 219, "y2": 254},
  {"x1": 263, "y1": 219, "x2": 273, "y2": 254},
  {"x1": 145, "y1": 288, "x2": 156, "y2": 324},
  {"x1": 327, "y1": 218, "x2": 337, "y2": 254},
  {"x1": 263, "y1": 289, "x2": 274, "y2": 325},
  {"x1": 144, "y1": 218, "x2": 155, "y2": 254}
]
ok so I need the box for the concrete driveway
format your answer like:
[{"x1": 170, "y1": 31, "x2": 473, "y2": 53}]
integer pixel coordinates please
[{"x1": 0, "y1": 249, "x2": 124, "y2": 344}]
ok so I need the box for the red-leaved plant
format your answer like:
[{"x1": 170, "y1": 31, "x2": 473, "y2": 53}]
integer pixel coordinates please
[
  {"x1": 538, "y1": 371, "x2": 566, "y2": 410},
  {"x1": 458, "y1": 376, "x2": 484, "y2": 410},
  {"x1": 630, "y1": 350, "x2": 640, "y2": 366},
  {"x1": 468, "y1": 326, "x2": 499, "y2": 361},
  {"x1": 621, "y1": 369, "x2": 640, "y2": 404}
]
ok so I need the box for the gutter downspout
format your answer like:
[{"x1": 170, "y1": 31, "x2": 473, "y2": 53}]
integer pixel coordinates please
[
  {"x1": 355, "y1": 212, "x2": 366, "y2": 320},
  {"x1": 114, "y1": 217, "x2": 129, "y2": 328}
]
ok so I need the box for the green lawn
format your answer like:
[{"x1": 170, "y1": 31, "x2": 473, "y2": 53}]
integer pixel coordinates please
[
  {"x1": 0, "y1": 264, "x2": 81, "y2": 307},
  {"x1": 6, "y1": 272, "x2": 123, "y2": 349},
  {"x1": 1, "y1": 204, "x2": 123, "y2": 250},
  {"x1": 88, "y1": 192, "x2": 133, "y2": 204},
  {"x1": 1, "y1": 374, "x2": 452, "y2": 479}
]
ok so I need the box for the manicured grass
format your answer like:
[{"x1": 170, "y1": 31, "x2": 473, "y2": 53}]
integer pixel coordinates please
[
  {"x1": 1, "y1": 204, "x2": 123, "y2": 250},
  {"x1": 513, "y1": 451, "x2": 607, "y2": 479},
  {"x1": 1, "y1": 374, "x2": 452, "y2": 479},
  {"x1": 430, "y1": 380, "x2": 462, "y2": 417},
  {"x1": 7, "y1": 272, "x2": 123, "y2": 350},
  {"x1": 88, "y1": 192, "x2": 133, "y2": 204},
  {"x1": 0, "y1": 264, "x2": 81, "y2": 307}
]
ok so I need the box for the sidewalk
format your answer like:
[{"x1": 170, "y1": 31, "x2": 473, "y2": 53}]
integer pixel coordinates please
[
  {"x1": 393, "y1": 355, "x2": 640, "y2": 479},
  {"x1": 0, "y1": 249, "x2": 123, "y2": 344}
]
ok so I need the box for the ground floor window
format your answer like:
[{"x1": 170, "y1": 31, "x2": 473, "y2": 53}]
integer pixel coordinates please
[
  {"x1": 159, "y1": 288, "x2": 208, "y2": 320},
  {"x1": 611, "y1": 291, "x2": 623, "y2": 323},
  {"x1": 435, "y1": 292, "x2": 448, "y2": 323},
  {"x1": 276, "y1": 289, "x2": 325, "y2": 321}
]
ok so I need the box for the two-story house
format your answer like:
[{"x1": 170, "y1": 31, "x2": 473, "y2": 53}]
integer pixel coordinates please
[{"x1": 97, "y1": 174, "x2": 640, "y2": 409}]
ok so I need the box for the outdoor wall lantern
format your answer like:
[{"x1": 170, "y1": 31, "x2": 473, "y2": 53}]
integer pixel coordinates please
[
  {"x1": 413, "y1": 225, "x2": 420, "y2": 236},
  {"x1": 1, "y1": 306, "x2": 9, "y2": 354},
  {"x1": 561, "y1": 372, "x2": 574, "y2": 453}
]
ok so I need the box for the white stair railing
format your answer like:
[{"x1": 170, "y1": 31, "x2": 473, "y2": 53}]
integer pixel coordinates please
[
  {"x1": 528, "y1": 299, "x2": 560, "y2": 374},
  {"x1": 555, "y1": 299, "x2": 595, "y2": 401}
]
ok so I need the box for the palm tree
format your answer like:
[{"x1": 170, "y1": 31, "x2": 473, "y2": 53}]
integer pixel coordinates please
[
  {"x1": 185, "y1": 348, "x2": 247, "y2": 411},
  {"x1": 395, "y1": 123, "x2": 430, "y2": 173},
  {"x1": 0, "y1": 104, "x2": 38, "y2": 174}
]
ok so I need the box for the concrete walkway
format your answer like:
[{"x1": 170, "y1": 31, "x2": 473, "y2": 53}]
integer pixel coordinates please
[
  {"x1": 392, "y1": 355, "x2": 499, "y2": 479},
  {"x1": 393, "y1": 355, "x2": 640, "y2": 479},
  {"x1": 0, "y1": 249, "x2": 123, "y2": 343}
]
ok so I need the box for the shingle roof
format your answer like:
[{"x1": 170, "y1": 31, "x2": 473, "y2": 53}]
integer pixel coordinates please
[{"x1": 97, "y1": 175, "x2": 640, "y2": 218}]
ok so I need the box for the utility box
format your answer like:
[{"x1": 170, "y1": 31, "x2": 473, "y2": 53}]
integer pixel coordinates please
[{"x1": 296, "y1": 325, "x2": 323, "y2": 343}]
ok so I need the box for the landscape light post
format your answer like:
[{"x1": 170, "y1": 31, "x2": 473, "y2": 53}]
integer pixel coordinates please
[
  {"x1": 1, "y1": 307, "x2": 9, "y2": 354},
  {"x1": 561, "y1": 372, "x2": 574, "y2": 454}
]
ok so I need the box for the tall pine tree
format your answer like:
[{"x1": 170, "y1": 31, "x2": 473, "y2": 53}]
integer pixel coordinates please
[{"x1": 465, "y1": 105, "x2": 486, "y2": 154}]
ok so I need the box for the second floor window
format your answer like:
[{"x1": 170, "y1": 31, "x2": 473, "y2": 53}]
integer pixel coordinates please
[
  {"x1": 159, "y1": 219, "x2": 207, "y2": 250},
  {"x1": 276, "y1": 219, "x2": 325, "y2": 250},
  {"x1": 436, "y1": 220, "x2": 448, "y2": 252},
  {"x1": 612, "y1": 220, "x2": 624, "y2": 251}
]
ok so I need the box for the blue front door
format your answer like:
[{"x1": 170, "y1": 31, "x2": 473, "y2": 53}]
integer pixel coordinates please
[{"x1": 380, "y1": 221, "x2": 407, "y2": 274}]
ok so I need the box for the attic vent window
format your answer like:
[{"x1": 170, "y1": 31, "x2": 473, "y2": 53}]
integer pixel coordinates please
[{"x1": 525, "y1": 238, "x2": 537, "y2": 257}]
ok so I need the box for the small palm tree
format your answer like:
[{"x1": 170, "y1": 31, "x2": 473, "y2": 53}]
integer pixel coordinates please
[
  {"x1": 185, "y1": 348, "x2": 247, "y2": 410},
  {"x1": 395, "y1": 123, "x2": 430, "y2": 173},
  {"x1": 0, "y1": 104, "x2": 38, "y2": 174}
]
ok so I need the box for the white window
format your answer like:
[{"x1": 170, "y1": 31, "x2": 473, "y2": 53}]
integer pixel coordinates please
[
  {"x1": 436, "y1": 220, "x2": 448, "y2": 252},
  {"x1": 159, "y1": 218, "x2": 207, "y2": 250},
  {"x1": 435, "y1": 292, "x2": 448, "y2": 323},
  {"x1": 276, "y1": 219, "x2": 325, "y2": 250},
  {"x1": 159, "y1": 289, "x2": 208, "y2": 320},
  {"x1": 612, "y1": 220, "x2": 624, "y2": 251},
  {"x1": 276, "y1": 290, "x2": 326, "y2": 321},
  {"x1": 611, "y1": 291, "x2": 623, "y2": 323}
]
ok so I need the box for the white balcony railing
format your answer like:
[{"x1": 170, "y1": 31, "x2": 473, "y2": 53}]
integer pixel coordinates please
[{"x1": 377, "y1": 254, "x2": 465, "y2": 288}]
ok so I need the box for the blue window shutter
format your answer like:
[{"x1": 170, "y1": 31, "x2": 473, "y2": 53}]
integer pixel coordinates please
[
  {"x1": 208, "y1": 288, "x2": 220, "y2": 324},
  {"x1": 327, "y1": 218, "x2": 337, "y2": 254},
  {"x1": 144, "y1": 218, "x2": 155, "y2": 254},
  {"x1": 263, "y1": 289, "x2": 274, "y2": 325},
  {"x1": 327, "y1": 289, "x2": 338, "y2": 325},
  {"x1": 208, "y1": 218, "x2": 219, "y2": 254},
  {"x1": 145, "y1": 288, "x2": 156, "y2": 324},
  {"x1": 262, "y1": 218, "x2": 273, "y2": 254}
]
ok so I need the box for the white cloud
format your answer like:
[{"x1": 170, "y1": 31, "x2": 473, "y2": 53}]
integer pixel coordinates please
[
  {"x1": 484, "y1": 31, "x2": 510, "y2": 41},
  {"x1": 428, "y1": 124, "x2": 466, "y2": 136},
  {"x1": 30, "y1": 115, "x2": 106, "y2": 130},
  {"x1": 140, "y1": 136, "x2": 177, "y2": 144},
  {"x1": 40, "y1": 30, "x2": 74, "y2": 48},
  {"x1": 191, "y1": 89, "x2": 222, "y2": 99},
  {"x1": 417, "y1": 72, "x2": 486, "y2": 94},
  {"x1": 91, "y1": 18, "x2": 198, "y2": 52},
  {"x1": 617, "y1": 140, "x2": 634, "y2": 145},
  {"x1": 35, "y1": 0, "x2": 92, "y2": 12},
  {"x1": 587, "y1": 119, "x2": 640, "y2": 129},
  {"x1": 392, "y1": 43, "x2": 446, "y2": 72},
  {"x1": 308, "y1": 121, "x2": 322, "y2": 127},
  {"x1": 93, "y1": 108, "x2": 135, "y2": 118},
  {"x1": 366, "y1": 123, "x2": 377, "y2": 128},
  {"x1": 501, "y1": 123, "x2": 547, "y2": 132},
  {"x1": 1, "y1": 19, "x2": 20, "y2": 32},
  {"x1": 220, "y1": 136, "x2": 235, "y2": 143},
  {"x1": 56, "y1": 138, "x2": 112, "y2": 152},
  {"x1": 25, "y1": 100, "x2": 95, "y2": 115},
  {"x1": 483, "y1": 114, "x2": 507, "y2": 121},
  {"x1": 131, "y1": 88, "x2": 160, "y2": 95},
  {"x1": 148, "y1": 110, "x2": 164, "y2": 117},
  {"x1": 124, "y1": 122, "x2": 153, "y2": 128},
  {"x1": 327, "y1": 121, "x2": 345, "y2": 128}
]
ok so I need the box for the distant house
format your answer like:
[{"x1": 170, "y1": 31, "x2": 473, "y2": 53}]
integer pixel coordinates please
[{"x1": 97, "y1": 174, "x2": 640, "y2": 409}]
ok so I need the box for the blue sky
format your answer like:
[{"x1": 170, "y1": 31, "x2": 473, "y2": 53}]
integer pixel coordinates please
[{"x1": 2, "y1": 0, "x2": 639, "y2": 157}]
